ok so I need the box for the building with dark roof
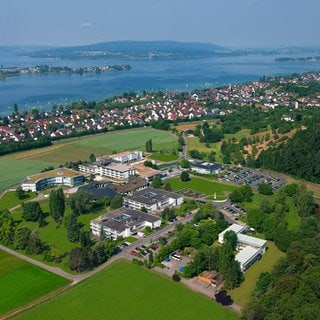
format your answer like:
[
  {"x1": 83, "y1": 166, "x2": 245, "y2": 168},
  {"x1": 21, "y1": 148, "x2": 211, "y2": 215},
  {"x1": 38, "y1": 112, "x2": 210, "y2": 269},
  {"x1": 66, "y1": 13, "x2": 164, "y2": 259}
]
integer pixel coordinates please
[
  {"x1": 190, "y1": 161, "x2": 222, "y2": 175},
  {"x1": 124, "y1": 187, "x2": 183, "y2": 212},
  {"x1": 78, "y1": 183, "x2": 117, "y2": 201},
  {"x1": 110, "y1": 175, "x2": 148, "y2": 194},
  {"x1": 90, "y1": 207, "x2": 161, "y2": 239}
]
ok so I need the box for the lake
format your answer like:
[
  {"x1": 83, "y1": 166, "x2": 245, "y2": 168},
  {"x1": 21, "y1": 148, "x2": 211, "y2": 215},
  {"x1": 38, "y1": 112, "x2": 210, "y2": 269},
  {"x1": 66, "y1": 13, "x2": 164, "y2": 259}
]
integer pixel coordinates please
[{"x1": 0, "y1": 51, "x2": 320, "y2": 115}]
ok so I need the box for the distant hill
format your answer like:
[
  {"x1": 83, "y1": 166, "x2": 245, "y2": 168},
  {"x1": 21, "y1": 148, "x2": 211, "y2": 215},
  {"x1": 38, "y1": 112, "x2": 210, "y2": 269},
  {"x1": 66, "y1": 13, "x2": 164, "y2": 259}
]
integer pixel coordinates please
[
  {"x1": 25, "y1": 40, "x2": 228, "y2": 60},
  {"x1": 10, "y1": 41, "x2": 320, "y2": 61}
]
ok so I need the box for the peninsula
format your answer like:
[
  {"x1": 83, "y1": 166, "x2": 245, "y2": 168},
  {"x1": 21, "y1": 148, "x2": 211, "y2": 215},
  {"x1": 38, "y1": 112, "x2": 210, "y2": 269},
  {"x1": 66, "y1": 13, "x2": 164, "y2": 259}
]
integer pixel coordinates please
[{"x1": 0, "y1": 64, "x2": 131, "y2": 79}]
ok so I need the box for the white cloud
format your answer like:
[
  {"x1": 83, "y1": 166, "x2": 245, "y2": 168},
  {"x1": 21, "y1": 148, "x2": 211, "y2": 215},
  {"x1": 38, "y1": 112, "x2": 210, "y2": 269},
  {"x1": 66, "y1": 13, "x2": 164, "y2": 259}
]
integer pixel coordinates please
[{"x1": 81, "y1": 22, "x2": 92, "y2": 27}]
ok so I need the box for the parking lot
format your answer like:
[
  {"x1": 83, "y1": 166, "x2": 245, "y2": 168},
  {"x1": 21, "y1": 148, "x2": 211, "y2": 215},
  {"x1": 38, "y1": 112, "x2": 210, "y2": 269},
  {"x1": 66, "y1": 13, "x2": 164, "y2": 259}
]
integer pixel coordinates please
[
  {"x1": 219, "y1": 166, "x2": 286, "y2": 191},
  {"x1": 161, "y1": 253, "x2": 191, "y2": 273}
]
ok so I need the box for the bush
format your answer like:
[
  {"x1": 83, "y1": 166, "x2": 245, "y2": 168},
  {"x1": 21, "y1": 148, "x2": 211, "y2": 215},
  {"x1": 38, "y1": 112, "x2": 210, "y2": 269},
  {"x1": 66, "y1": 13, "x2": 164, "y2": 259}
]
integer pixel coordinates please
[
  {"x1": 132, "y1": 258, "x2": 144, "y2": 266},
  {"x1": 172, "y1": 273, "x2": 181, "y2": 282}
]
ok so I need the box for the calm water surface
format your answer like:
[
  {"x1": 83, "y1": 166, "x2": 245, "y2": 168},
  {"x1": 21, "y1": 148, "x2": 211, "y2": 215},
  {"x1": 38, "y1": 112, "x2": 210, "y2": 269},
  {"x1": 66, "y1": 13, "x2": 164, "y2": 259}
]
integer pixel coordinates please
[{"x1": 0, "y1": 52, "x2": 320, "y2": 115}]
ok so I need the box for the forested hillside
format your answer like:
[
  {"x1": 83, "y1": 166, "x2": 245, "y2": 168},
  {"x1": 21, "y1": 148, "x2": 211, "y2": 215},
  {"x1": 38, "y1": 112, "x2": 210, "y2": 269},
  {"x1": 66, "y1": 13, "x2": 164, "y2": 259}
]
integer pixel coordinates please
[
  {"x1": 241, "y1": 223, "x2": 320, "y2": 319},
  {"x1": 256, "y1": 125, "x2": 320, "y2": 183}
]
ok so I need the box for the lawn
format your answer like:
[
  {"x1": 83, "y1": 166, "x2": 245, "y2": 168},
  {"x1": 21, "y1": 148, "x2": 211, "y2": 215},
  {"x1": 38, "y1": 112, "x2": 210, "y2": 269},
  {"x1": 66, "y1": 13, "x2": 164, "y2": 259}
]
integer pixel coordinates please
[
  {"x1": 13, "y1": 259, "x2": 239, "y2": 320},
  {"x1": 285, "y1": 198, "x2": 300, "y2": 231},
  {"x1": 0, "y1": 191, "x2": 37, "y2": 211},
  {"x1": 229, "y1": 241, "x2": 284, "y2": 307},
  {"x1": 149, "y1": 152, "x2": 179, "y2": 162},
  {"x1": 0, "y1": 250, "x2": 69, "y2": 316},
  {"x1": 168, "y1": 176, "x2": 236, "y2": 199},
  {"x1": 11, "y1": 201, "x2": 105, "y2": 269}
]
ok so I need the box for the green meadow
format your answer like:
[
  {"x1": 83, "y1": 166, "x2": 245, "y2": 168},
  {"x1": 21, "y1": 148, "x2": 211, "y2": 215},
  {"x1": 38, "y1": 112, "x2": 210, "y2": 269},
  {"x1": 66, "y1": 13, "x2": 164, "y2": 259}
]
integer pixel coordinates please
[
  {"x1": 0, "y1": 191, "x2": 37, "y2": 211},
  {"x1": 0, "y1": 250, "x2": 69, "y2": 316},
  {"x1": 13, "y1": 259, "x2": 239, "y2": 320}
]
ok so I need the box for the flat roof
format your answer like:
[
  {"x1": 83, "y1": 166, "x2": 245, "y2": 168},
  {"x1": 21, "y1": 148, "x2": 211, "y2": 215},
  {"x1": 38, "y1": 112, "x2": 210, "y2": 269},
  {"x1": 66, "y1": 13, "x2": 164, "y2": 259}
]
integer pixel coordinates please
[
  {"x1": 105, "y1": 163, "x2": 133, "y2": 172},
  {"x1": 134, "y1": 164, "x2": 160, "y2": 177},
  {"x1": 92, "y1": 207, "x2": 160, "y2": 232},
  {"x1": 24, "y1": 168, "x2": 83, "y2": 184},
  {"x1": 111, "y1": 151, "x2": 142, "y2": 158},
  {"x1": 125, "y1": 187, "x2": 182, "y2": 206},
  {"x1": 111, "y1": 176, "x2": 148, "y2": 193},
  {"x1": 235, "y1": 246, "x2": 261, "y2": 265},
  {"x1": 191, "y1": 161, "x2": 222, "y2": 170},
  {"x1": 238, "y1": 234, "x2": 267, "y2": 248},
  {"x1": 219, "y1": 224, "x2": 246, "y2": 242}
]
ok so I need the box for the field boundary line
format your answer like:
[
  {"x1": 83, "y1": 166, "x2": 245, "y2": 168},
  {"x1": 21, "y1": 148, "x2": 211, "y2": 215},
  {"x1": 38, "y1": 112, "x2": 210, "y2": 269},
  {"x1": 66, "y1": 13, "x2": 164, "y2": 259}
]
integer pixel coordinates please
[{"x1": 0, "y1": 283, "x2": 72, "y2": 320}]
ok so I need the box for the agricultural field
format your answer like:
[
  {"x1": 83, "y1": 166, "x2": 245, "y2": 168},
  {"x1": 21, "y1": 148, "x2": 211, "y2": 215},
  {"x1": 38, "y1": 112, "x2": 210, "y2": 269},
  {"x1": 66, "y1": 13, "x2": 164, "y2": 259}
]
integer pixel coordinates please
[
  {"x1": 0, "y1": 159, "x2": 54, "y2": 192},
  {"x1": 229, "y1": 241, "x2": 284, "y2": 307},
  {"x1": 168, "y1": 176, "x2": 236, "y2": 199},
  {"x1": 13, "y1": 259, "x2": 239, "y2": 320},
  {"x1": 0, "y1": 250, "x2": 69, "y2": 316},
  {"x1": 0, "y1": 128, "x2": 178, "y2": 191}
]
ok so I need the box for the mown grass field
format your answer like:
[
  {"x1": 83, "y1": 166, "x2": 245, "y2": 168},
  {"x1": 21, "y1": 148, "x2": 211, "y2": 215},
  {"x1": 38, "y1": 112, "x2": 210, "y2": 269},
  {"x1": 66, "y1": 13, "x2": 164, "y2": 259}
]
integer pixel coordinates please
[
  {"x1": 168, "y1": 176, "x2": 236, "y2": 199},
  {"x1": 0, "y1": 128, "x2": 177, "y2": 191},
  {"x1": 229, "y1": 241, "x2": 284, "y2": 307},
  {"x1": 0, "y1": 250, "x2": 69, "y2": 316},
  {"x1": 148, "y1": 152, "x2": 179, "y2": 162},
  {"x1": 13, "y1": 259, "x2": 239, "y2": 320}
]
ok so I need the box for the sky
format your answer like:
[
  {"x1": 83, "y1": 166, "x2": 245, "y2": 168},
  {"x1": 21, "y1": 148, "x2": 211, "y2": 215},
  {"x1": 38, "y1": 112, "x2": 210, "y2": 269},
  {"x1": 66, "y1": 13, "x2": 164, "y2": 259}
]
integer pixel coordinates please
[{"x1": 1, "y1": 0, "x2": 320, "y2": 48}]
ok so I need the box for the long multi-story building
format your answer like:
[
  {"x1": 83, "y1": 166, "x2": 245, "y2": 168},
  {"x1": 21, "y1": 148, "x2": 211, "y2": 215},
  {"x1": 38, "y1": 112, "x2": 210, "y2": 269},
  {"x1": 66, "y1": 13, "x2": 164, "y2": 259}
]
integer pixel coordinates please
[
  {"x1": 21, "y1": 168, "x2": 84, "y2": 192},
  {"x1": 79, "y1": 161, "x2": 136, "y2": 181}
]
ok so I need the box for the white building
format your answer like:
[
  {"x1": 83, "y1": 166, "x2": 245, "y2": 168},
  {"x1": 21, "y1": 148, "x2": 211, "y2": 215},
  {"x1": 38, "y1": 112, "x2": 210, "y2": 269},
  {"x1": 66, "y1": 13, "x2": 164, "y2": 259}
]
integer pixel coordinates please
[
  {"x1": 108, "y1": 151, "x2": 143, "y2": 163},
  {"x1": 21, "y1": 168, "x2": 84, "y2": 192},
  {"x1": 237, "y1": 233, "x2": 267, "y2": 254},
  {"x1": 218, "y1": 224, "x2": 246, "y2": 243},
  {"x1": 90, "y1": 207, "x2": 161, "y2": 239},
  {"x1": 124, "y1": 187, "x2": 184, "y2": 212},
  {"x1": 218, "y1": 223, "x2": 267, "y2": 272},
  {"x1": 235, "y1": 246, "x2": 261, "y2": 272},
  {"x1": 79, "y1": 161, "x2": 136, "y2": 181}
]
